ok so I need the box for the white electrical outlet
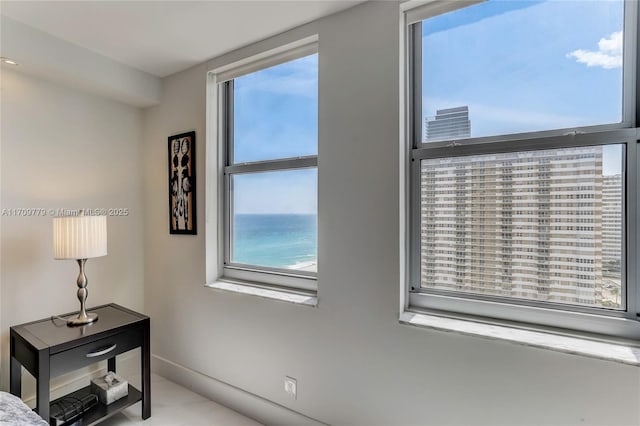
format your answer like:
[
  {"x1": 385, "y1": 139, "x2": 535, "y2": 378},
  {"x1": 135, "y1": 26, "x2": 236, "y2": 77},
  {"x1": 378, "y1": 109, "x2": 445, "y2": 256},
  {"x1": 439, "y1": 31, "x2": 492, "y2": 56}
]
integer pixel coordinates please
[{"x1": 284, "y1": 376, "x2": 297, "y2": 399}]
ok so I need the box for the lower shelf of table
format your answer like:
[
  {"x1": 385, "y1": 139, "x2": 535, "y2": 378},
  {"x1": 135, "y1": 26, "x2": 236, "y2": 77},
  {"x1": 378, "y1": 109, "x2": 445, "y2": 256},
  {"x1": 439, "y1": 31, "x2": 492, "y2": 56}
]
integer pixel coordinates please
[{"x1": 48, "y1": 384, "x2": 142, "y2": 425}]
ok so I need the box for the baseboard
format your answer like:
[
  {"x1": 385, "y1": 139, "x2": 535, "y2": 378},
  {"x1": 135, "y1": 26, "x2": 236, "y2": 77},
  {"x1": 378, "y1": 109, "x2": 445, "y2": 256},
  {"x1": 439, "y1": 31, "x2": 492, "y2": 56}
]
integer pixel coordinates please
[{"x1": 152, "y1": 354, "x2": 327, "y2": 426}]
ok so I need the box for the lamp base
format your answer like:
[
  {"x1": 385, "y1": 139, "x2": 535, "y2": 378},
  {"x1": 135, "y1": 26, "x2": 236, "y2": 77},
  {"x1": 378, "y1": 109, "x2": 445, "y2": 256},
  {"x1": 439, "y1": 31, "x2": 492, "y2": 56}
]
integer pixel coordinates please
[{"x1": 67, "y1": 312, "x2": 98, "y2": 327}]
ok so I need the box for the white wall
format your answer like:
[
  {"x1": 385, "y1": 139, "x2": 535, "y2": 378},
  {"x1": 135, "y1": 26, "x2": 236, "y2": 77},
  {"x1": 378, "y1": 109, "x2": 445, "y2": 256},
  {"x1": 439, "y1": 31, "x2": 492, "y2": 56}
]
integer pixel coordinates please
[
  {"x1": 141, "y1": 2, "x2": 640, "y2": 425},
  {"x1": 1, "y1": 16, "x2": 162, "y2": 108},
  {"x1": 0, "y1": 69, "x2": 145, "y2": 394}
]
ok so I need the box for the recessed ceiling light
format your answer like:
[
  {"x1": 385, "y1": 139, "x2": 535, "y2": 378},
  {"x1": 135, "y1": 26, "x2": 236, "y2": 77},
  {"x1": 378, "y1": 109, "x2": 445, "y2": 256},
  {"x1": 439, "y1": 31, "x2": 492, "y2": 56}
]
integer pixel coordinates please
[{"x1": 1, "y1": 57, "x2": 19, "y2": 66}]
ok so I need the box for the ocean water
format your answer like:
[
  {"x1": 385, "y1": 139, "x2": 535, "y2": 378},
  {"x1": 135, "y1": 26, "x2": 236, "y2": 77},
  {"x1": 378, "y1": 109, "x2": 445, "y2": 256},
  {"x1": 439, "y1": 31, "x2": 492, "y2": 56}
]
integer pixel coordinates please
[{"x1": 232, "y1": 214, "x2": 317, "y2": 270}]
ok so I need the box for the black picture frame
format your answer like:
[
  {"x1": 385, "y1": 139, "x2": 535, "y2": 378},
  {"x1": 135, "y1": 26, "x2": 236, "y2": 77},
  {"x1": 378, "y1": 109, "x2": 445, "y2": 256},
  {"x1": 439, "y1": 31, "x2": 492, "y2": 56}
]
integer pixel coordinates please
[{"x1": 168, "y1": 131, "x2": 196, "y2": 235}]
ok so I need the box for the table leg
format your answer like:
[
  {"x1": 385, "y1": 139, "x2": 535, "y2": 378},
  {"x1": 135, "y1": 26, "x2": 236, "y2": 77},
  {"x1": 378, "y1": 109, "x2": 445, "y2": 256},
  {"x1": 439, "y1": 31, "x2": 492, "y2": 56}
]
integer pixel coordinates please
[
  {"x1": 10, "y1": 356, "x2": 21, "y2": 397},
  {"x1": 108, "y1": 356, "x2": 116, "y2": 373},
  {"x1": 36, "y1": 350, "x2": 50, "y2": 422},
  {"x1": 142, "y1": 321, "x2": 151, "y2": 419}
]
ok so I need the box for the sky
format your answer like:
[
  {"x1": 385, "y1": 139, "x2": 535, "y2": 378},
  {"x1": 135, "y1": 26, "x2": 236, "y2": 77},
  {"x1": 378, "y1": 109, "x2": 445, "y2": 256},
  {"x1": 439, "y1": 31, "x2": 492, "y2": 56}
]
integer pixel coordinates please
[
  {"x1": 421, "y1": 0, "x2": 625, "y2": 174},
  {"x1": 231, "y1": 0, "x2": 627, "y2": 214},
  {"x1": 233, "y1": 54, "x2": 318, "y2": 214}
]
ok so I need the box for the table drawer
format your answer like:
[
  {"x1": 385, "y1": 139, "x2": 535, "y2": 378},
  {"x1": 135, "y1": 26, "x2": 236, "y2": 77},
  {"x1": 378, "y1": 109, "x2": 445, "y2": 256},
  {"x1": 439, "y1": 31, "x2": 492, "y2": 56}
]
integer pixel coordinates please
[{"x1": 50, "y1": 328, "x2": 141, "y2": 377}]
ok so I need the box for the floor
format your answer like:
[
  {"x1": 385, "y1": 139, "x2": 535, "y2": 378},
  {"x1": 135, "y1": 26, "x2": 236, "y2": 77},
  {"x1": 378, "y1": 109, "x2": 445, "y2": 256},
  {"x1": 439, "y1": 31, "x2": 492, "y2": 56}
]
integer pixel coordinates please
[{"x1": 100, "y1": 374, "x2": 263, "y2": 426}]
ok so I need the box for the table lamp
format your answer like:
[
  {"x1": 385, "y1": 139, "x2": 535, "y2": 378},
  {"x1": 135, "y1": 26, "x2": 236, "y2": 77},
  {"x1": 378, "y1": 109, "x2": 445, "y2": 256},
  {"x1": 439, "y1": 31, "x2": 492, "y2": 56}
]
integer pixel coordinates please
[{"x1": 53, "y1": 213, "x2": 107, "y2": 326}]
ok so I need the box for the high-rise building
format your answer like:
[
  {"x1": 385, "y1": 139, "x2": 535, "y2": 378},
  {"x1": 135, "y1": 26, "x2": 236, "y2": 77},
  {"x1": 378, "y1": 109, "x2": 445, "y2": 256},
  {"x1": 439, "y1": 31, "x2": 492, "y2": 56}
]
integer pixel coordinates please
[
  {"x1": 602, "y1": 174, "x2": 622, "y2": 273},
  {"x1": 425, "y1": 106, "x2": 471, "y2": 142},
  {"x1": 419, "y1": 146, "x2": 616, "y2": 308}
]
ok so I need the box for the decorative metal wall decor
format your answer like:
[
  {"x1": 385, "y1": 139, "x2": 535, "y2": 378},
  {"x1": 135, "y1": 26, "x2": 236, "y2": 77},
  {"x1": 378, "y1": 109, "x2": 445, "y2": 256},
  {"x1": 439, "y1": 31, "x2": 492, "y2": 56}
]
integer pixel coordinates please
[{"x1": 168, "y1": 131, "x2": 196, "y2": 235}]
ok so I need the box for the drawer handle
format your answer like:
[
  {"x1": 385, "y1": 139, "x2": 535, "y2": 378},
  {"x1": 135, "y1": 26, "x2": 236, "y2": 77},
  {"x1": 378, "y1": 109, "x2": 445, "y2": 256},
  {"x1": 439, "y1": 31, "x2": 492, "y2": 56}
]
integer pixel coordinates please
[{"x1": 86, "y1": 344, "x2": 117, "y2": 358}]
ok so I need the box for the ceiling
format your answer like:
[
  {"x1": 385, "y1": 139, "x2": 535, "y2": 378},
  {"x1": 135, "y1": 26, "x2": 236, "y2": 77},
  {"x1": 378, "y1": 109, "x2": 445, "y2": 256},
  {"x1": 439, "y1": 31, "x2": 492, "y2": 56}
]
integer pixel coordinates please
[{"x1": 1, "y1": 0, "x2": 364, "y2": 78}]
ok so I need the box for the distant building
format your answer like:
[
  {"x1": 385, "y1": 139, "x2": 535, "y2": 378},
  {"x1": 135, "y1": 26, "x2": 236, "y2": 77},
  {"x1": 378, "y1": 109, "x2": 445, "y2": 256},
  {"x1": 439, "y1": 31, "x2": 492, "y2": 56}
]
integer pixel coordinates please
[
  {"x1": 425, "y1": 106, "x2": 471, "y2": 142},
  {"x1": 602, "y1": 174, "x2": 622, "y2": 272},
  {"x1": 420, "y1": 146, "x2": 617, "y2": 307}
]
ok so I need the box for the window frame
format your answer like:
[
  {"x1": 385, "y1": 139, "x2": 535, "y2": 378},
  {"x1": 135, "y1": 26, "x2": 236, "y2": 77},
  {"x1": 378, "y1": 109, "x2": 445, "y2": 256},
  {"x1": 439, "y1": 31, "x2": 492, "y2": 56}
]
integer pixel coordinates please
[
  {"x1": 404, "y1": 0, "x2": 640, "y2": 341},
  {"x1": 211, "y1": 41, "x2": 319, "y2": 294}
]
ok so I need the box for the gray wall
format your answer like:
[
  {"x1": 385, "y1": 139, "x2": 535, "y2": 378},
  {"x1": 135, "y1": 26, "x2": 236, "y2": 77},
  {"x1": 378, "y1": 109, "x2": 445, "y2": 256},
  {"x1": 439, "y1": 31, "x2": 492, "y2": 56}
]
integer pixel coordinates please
[
  {"x1": 142, "y1": 2, "x2": 640, "y2": 425},
  {"x1": 0, "y1": 69, "x2": 145, "y2": 394}
]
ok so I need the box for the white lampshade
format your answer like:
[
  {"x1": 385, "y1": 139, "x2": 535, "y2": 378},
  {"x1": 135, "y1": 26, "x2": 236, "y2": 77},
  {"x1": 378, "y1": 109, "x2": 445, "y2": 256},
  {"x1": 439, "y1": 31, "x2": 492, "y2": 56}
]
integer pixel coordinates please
[{"x1": 53, "y1": 215, "x2": 108, "y2": 260}]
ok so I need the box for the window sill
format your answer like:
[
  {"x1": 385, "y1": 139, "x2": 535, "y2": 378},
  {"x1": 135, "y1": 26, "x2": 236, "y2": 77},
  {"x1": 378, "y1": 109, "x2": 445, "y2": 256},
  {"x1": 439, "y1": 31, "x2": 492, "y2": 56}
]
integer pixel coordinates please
[
  {"x1": 400, "y1": 311, "x2": 640, "y2": 367},
  {"x1": 206, "y1": 280, "x2": 318, "y2": 307}
]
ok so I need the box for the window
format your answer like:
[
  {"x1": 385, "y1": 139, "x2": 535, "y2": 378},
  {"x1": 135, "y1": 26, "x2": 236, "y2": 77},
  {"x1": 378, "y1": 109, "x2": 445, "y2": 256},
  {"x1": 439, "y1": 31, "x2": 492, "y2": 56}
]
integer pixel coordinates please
[
  {"x1": 405, "y1": 0, "x2": 640, "y2": 340},
  {"x1": 214, "y1": 43, "x2": 318, "y2": 292}
]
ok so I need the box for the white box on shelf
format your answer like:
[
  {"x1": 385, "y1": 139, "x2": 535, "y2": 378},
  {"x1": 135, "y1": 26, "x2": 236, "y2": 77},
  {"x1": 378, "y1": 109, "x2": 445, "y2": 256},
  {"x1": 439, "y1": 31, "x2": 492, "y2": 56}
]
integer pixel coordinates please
[{"x1": 90, "y1": 371, "x2": 128, "y2": 405}]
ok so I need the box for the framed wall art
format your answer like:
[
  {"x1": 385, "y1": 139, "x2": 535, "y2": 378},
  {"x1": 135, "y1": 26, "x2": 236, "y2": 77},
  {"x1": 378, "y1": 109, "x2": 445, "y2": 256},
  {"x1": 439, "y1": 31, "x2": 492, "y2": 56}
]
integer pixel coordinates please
[{"x1": 168, "y1": 131, "x2": 196, "y2": 235}]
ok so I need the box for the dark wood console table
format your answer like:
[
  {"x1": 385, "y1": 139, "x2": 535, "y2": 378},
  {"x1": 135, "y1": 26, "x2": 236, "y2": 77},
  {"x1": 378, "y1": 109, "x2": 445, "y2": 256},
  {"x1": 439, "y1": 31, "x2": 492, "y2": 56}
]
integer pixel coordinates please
[{"x1": 9, "y1": 303, "x2": 150, "y2": 424}]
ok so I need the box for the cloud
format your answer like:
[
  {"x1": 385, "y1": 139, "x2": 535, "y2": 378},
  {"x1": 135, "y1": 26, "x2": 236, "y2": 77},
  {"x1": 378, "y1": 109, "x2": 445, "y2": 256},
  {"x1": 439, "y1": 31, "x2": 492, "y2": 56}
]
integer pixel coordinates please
[
  {"x1": 237, "y1": 54, "x2": 318, "y2": 98},
  {"x1": 567, "y1": 31, "x2": 622, "y2": 69}
]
